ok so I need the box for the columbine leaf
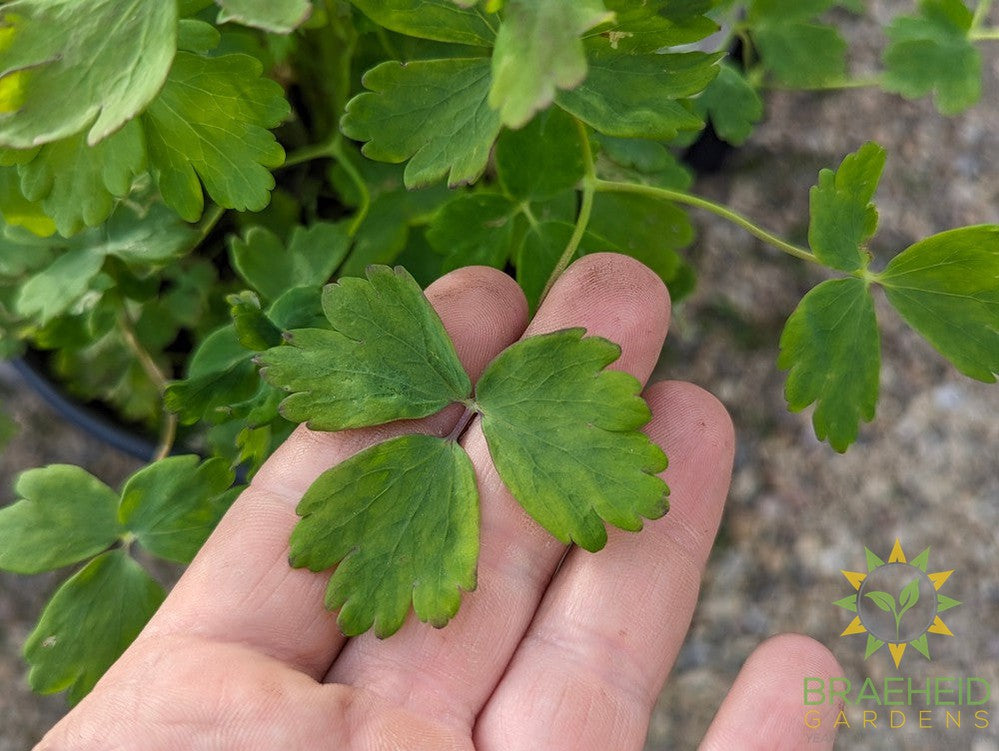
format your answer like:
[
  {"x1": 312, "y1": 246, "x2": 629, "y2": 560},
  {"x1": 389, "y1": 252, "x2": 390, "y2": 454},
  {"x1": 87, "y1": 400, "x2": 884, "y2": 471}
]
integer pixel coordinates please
[
  {"x1": 177, "y1": 19, "x2": 222, "y2": 54},
  {"x1": 691, "y1": 64, "x2": 763, "y2": 146},
  {"x1": 882, "y1": 0, "x2": 980, "y2": 115},
  {"x1": 593, "y1": 0, "x2": 719, "y2": 53},
  {"x1": 426, "y1": 193, "x2": 521, "y2": 272},
  {"x1": 290, "y1": 433, "x2": 478, "y2": 638},
  {"x1": 342, "y1": 58, "x2": 500, "y2": 189},
  {"x1": 489, "y1": 0, "x2": 613, "y2": 128},
  {"x1": 777, "y1": 278, "x2": 880, "y2": 452},
  {"x1": 142, "y1": 52, "x2": 289, "y2": 221},
  {"x1": 864, "y1": 590, "x2": 896, "y2": 614},
  {"x1": 259, "y1": 266, "x2": 471, "y2": 430},
  {"x1": 0, "y1": 166, "x2": 55, "y2": 236},
  {"x1": 228, "y1": 291, "x2": 283, "y2": 351},
  {"x1": 594, "y1": 135, "x2": 693, "y2": 190},
  {"x1": 0, "y1": 0, "x2": 176, "y2": 148},
  {"x1": 555, "y1": 49, "x2": 717, "y2": 139},
  {"x1": 516, "y1": 220, "x2": 576, "y2": 312},
  {"x1": 349, "y1": 0, "x2": 499, "y2": 46},
  {"x1": 118, "y1": 456, "x2": 235, "y2": 564},
  {"x1": 16, "y1": 123, "x2": 145, "y2": 236},
  {"x1": 215, "y1": 0, "x2": 312, "y2": 33},
  {"x1": 229, "y1": 222, "x2": 351, "y2": 301},
  {"x1": 14, "y1": 246, "x2": 104, "y2": 324},
  {"x1": 476, "y1": 328, "x2": 668, "y2": 551},
  {"x1": 164, "y1": 324, "x2": 260, "y2": 425},
  {"x1": 23, "y1": 550, "x2": 164, "y2": 704},
  {"x1": 808, "y1": 142, "x2": 886, "y2": 272},
  {"x1": 752, "y1": 24, "x2": 847, "y2": 88},
  {"x1": 495, "y1": 107, "x2": 586, "y2": 201},
  {"x1": 0, "y1": 466, "x2": 120, "y2": 574},
  {"x1": 877, "y1": 226, "x2": 999, "y2": 382}
]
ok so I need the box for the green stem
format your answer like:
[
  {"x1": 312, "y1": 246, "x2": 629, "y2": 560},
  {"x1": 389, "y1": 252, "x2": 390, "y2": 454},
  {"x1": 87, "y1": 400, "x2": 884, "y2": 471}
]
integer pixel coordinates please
[
  {"x1": 329, "y1": 138, "x2": 371, "y2": 237},
  {"x1": 972, "y1": 0, "x2": 994, "y2": 29},
  {"x1": 592, "y1": 178, "x2": 820, "y2": 265},
  {"x1": 118, "y1": 311, "x2": 177, "y2": 462},
  {"x1": 282, "y1": 136, "x2": 339, "y2": 168},
  {"x1": 970, "y1": 27, "x2": 999, "y2": 40},
  {"x1": 764, "y1": 75, "x2": 884, "y2": 92},
  {"x1": 519, "y1": 201, "x2": 540, "y2": 229},
  {"x1": 538, "y1": 120, "x2": 597, "y2": 303}
]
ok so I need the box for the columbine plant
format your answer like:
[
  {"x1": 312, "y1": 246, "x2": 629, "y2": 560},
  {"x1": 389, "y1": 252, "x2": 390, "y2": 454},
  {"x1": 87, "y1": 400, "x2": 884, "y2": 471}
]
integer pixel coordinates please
[{"x1": 0, "y1": 0, "x2": 996, "y2": 704}]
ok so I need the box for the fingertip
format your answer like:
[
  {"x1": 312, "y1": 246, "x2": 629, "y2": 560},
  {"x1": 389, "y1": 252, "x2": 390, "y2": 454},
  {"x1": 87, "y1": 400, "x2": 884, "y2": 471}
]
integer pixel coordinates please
[
  {"x1": 643, "y1": 381, "x2": 735, "y2": 469},
  {"x1": 701, "y1": 634, "x2": 844, "y2": 751}
]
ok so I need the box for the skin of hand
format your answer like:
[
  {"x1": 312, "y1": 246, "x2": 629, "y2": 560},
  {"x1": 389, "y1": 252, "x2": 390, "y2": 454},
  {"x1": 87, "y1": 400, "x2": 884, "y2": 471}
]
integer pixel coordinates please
[{"x1": 34, "y1": 254, "x2": 844, "y2": 751}]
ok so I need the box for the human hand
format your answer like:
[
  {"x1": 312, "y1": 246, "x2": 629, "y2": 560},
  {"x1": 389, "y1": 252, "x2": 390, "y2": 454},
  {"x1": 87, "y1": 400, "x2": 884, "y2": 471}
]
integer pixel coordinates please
[{"x1": 35, "y1": 254, "x2": 843, "y2": 750}]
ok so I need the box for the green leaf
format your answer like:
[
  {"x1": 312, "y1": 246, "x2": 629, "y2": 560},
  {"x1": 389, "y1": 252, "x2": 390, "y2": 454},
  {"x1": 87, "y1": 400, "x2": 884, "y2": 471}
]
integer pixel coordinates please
[
  {"x1": 228, "y1": 291, "x2": 282, "y2": 351},
  {"x1": 592, "y1": 0, "x2": 719, "y2": 54},
  {"x1": 691, "y1": 64, "x2": 763, "y2": 146},
  {"x1": 164, "y1": 325, "x2": 260, "y2": 425},
  {"x1": 0, "y1": 166, "x2": 55, "y2": 236},
  {"x1": 290, "y1": 433, "x2": 478, "y2": 637},
  {"x1": 17, "y1": 123, "x2": 145, "y2": 237},
  {"x1": 229, "y1": 222, "x2": 351, "y2": 301},
  {"x1": 215, "y1": 0, "x2": 312, "y2": 33},
  {"x1": 349, "y1": 0, "x2": 498, "y2": 46},
  {"x1": 476, "y1": 328, "x2": 668, "y2": 551},
  {"x1": 142, "y1": 52, "x2": 289, "y2": 221},
  {"x1": 495, "y1": 107, "x2": 585, "y2": 201},
  {"x1": 0, "y1": 466, "x2": 120, "y2": 574},
  {"x1": 555, "y1": 49, "x2": 716, "y2": 139},
  {"x1": 897, "y1": 576, "x2": 920, "y2": 617},
  {"x1": 24, "y1": 550, "x2": 165, "y2": 704},
  {"x1": 515, "y1": 220, "x2": 576, "y2": 313},
  {"x1": 0, "y1": 0, "x2": 176, "y2": 148},
  {"x1": 14, "y1": 247, "x2": 104, "y2": 324},
  {"x1": 177, "y1": 19, "x2": 222, "y2": 54},
  {"x1": 81, "y1": 198, "x2": 198, "y2": 266},
  {"x1": 882, "y1": 0, "x2": 980, "y2": 115},
  {"x1": 259, "y1": 266, "x2": 471, "y2": 430},
  {"x1": 119, "y1": 456, "x2": 235, "y2": 564},
  {"x1": 341, "y1": 58, "x2": 501, "y2": 189},
  {"x1": 777, "y1": 278, "x2": 880, "y2": 452},
  {"x1": 877, "y1": 226, "x2": 999, "y2": 382},
  {"x1": 864, "y1": 590, "x2": 896, "y2": 614},
  {"x1": 426, "y1": 193, "x2": 521, "y2": 272},
  {"x1": 489, "y1": 0, "x2": 613, "y2": 128},
  {"x1": 753, "y1": 22, "x2": 847, "y2": 88},
  {"x1": 808, "y1": 142, "x2": 886, "y2": 272},
  {"x1": 594, "y1": 136, "x2": 693, "y2": 190},
  {"x1": 749, "y1": 0, "x2": 836, "y2": 23}
]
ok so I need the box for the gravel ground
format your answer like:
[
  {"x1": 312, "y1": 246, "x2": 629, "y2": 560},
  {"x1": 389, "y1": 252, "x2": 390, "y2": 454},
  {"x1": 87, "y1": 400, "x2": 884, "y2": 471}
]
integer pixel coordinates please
[{"x1": 2, "y1": 5, "x2": 997, "y2": 750}]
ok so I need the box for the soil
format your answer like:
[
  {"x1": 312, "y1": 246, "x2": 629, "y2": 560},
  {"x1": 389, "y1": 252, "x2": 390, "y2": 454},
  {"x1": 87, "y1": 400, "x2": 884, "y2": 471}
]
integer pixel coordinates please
[{"x1": 2, "y1": 4, "x2": 997, "y2": 749}]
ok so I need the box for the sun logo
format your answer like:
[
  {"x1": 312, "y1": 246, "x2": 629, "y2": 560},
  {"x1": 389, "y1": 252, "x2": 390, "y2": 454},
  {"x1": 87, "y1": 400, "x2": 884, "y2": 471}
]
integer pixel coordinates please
[{"x1": 834, "y1": 539, "x2": 961, "y2": 669}]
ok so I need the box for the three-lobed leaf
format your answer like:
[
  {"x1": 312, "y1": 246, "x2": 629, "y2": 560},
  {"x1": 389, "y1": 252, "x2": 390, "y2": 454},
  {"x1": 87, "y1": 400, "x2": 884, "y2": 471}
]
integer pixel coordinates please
[
  {"x1": 0, "y1": 0, "x2": 176, "y2": 147},
  {"x1": 258, "y1": 266, "x2": 471, "y2": 430},
  {"x1": 808, "y1": 141, "x2": 886, "y2": 272},
  {"x1": 877, "y1": 225, "x2": 999, "y2": 382},
  {"x1": 476, "y1": 328, "x2": 669, "y2": 551},
  {"x1": 882, "y1": 0, "x2": 980, "y2": 115},
  {"x1": 214, "y1": 0, "x2": 313, "y2": 33},
  {"x1": 489, "y1": 0, "x2": 613, "y2": 128},
  {"x1": 0, "y1": 466, "x2": 120, "y2": 574},
  {"x1": 290, "y1": 434, "x2": 478, "y2": 638},
  {"x1": 691, "y1": 64, "x2": 763, "y2": 146},
  {"x1": 118, "y1": 456, "x2": 236, "y2": 564},
  {"x1": 778, "y1": 277, "x2": 880, "y2": 452},
  {"x1": 142, "y1": 52, "x2": 289, "y2": 221},
  {"x1": 23, "y1": 550, "x2": 165, "y2": 704},
  {"x1": 341, "y1": 58, "x2": 500, "y2": 189}
]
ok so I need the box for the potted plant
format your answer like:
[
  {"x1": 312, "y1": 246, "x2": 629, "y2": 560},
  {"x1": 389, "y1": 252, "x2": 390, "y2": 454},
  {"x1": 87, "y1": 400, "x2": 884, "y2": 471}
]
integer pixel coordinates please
[{"x1": 0, "y1": 0, "x2": 995, "y2": 729}]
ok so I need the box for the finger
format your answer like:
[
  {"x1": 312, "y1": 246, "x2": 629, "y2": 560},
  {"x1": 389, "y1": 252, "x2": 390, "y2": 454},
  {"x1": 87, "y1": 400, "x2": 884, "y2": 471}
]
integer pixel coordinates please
[
  {"x1": 700, "y1": 634, "x2": 844, "y2": 751},
  {"x1": 142, "y1": 267, "x2": 529, "y2": 680},
  {"x1": 327, "y1": 253, "x2": 671, "y2": 731},
  {"x1": 474, "y1": 381, "x2": 734, "y2": 751}
]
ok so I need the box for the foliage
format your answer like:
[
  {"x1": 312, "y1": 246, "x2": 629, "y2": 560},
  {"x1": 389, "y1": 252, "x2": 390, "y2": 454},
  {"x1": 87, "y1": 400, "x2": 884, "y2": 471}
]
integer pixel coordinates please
[{"x1": 0, "y1": 0, "x2": 997, "y2": 704}]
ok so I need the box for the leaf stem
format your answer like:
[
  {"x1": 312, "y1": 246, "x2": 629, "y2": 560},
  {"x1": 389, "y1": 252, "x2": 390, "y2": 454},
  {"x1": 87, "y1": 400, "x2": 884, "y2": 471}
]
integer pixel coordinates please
[
  {"x1": 282, "y1": 136, "x2": 339, "y2": 168},
  {"x1": 591, "y1": 178, "x2": 821, "y2": 265},
  {"x1": 117, "y1": 311, "x2": 177, "y2": 462},
  {"x1": 282, "y1": 135, "x2": 371, "y2": 237},
  {"x1": 538, "y1": 119, "x2": 597, "y2": 303},
  {"x1": 763, "y1": 75, "x2": 884, "y2": 92},
  {"x1": 447, "y1": 406, "x2": 478, "y2": 442},
  {"x1": 969, "y1": 27, "x2": 999, "y2": 40},
  {"x1": 972, "y1": 0, "x2": 994, "y2": 30}
]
